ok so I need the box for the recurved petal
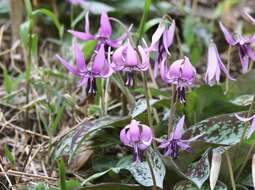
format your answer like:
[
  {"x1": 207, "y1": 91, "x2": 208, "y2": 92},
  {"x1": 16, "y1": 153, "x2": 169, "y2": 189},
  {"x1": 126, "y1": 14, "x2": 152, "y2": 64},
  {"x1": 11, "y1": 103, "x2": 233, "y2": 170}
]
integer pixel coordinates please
[
  {"x1": 77, "y1": 77, "x2": 88, "y2": 87},
  {"x1": 173, "y1": 116, "x2": 185, "y2": 140},
  {"x1": 84, "y1": 12, "x2": 90, "y2": 33},
  {"x1": 246, "y1": 45, "x2": 255, "y2": 61},
  {"x1": 73, "y1": 41, "x2": 86, "y2": 72},
  {"x1": 68, "y1": 30, "x2": 95, "y2": 41},
  {"x1": 238, "y1": 47, "x2": 250, "y2": 73},
  {"x1": 235, "y1": 113, "x2": 255, "y2": 122},
  {"x1": 210, "y1": 151, "x2": 222, "y2": 190},
  {"x1": 99, "y1": 12, "x2": 112, "y2": 38},
  {"x1": 150, "y1": 21, "x2": 166, "y2": 48},
  {"x1": 137, "y1": 45, "x2": 149, "y2": 71},
  {"x1": 244, "y1": 11, "x2": 255, "y2": 25},
  {"x1": 163, "y1": 19, "x2": 175, "y2": 51},
  {"x1": 56, "y1": 55, "x2": 79, "y2": 76},
  {"x1": 140, "y1": 125, "x2": 152, "y2": 143},
  {"x1": 112, "y1": 44, "x2": 126, "y2": 70},
  {"x1": 126, "y1": 42, "x2": 139, "y2": 66},
  {"x1": 120, "y1": 126, "x2": 131, "y2": 146},
  {"x1": 219, "y1": 22, "x2": 236, "y2": 45},
  {"x1": 159, "y1": 57, "x2": 169, "y2": 82},
  {"x1": 128, "y1": 120, "x2": 141, "y2": 142},
  {"x1": 247, "y1": 118, "x2": 255, "y2": 138}
]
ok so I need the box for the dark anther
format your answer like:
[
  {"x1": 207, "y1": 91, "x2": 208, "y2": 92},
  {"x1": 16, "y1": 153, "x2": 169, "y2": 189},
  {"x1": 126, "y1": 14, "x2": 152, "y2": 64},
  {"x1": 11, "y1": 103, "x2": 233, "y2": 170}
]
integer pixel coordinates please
[
  {"x1": 86, "y1": 77, "x2": 97, "y2": 95},
  {"x1": 125, "y1": 71, "x2": 134, "y2": 87},
  {"x1": 169, "y1": 139, "x2": 179, "y2": 159},
  {"x1": 177, "y1": 87, "x2": 186, "y2": 104}
]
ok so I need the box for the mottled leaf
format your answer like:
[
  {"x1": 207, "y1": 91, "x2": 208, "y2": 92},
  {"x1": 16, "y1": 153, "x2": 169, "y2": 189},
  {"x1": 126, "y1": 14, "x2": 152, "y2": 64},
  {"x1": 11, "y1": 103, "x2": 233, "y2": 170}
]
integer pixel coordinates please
[
  {"x1": 184, "y1": 149, "x2": 210, "y2": 188},
  {"x1": 185, "y1": 112, "x2": 245, "y2": 145},
  {"x1": 78, "y1": 183, "x2": 143, "y2": 190},
  {"x1": 230, "y1": 95, "x2": 254, "y2": 106},
  {"x1": 173, "y1": 180, "x2": 227, "y2": 190}
]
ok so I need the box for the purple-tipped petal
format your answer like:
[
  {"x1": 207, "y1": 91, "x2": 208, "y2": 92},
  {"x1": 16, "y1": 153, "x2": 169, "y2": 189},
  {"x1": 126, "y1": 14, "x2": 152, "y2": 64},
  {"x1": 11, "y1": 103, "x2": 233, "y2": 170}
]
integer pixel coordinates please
[
  {"x1": 163, "y1": 20, "x2": 175, "y2": 51},
  {"x1": 68, "y1": 30, "x2": 95, "y2": 41},
  {"x1": 56, "y1": 55, "x2": 79, "y2": 76},
  {"x1": 173, "y1": 116, "x2": 185, "y2": 140},
  {"x1": 73, "y1": 41, "x2": 86, "y2": 72},
  {"x1": 219, "y1": 22, "x2": 236, "y2": 46},
  {"x1": 99, "y1": 12, "x2": 112, "y2": 38},
  {"x1": 126, "y1": 42, "x2": 139, "y2": 67},
  {"x1": 128, "y1": 120, "x2": 141, "y2": 142}
]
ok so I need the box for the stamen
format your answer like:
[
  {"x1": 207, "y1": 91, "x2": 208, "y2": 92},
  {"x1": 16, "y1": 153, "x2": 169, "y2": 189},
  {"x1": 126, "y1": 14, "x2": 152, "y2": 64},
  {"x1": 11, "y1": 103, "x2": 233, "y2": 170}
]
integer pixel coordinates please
[{"x1": 125, "y1": 71, "x2": 134, "y2": 87}]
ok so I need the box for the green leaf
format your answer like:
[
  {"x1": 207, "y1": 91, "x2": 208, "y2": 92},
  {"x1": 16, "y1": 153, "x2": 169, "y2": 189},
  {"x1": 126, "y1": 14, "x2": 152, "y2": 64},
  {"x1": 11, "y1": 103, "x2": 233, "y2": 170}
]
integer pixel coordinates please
[
  {"x1": 51, "y1": 103, "x2": 66, "y2": 135},
  {"x1": 31, "y1": 34, "x2": 38, "y2": 56},
  {"x1": 183, "y1": 16, "x2": 195, "y2": 47},
  {"x1": 2, "y1": 67, "x2": 13, "y2": 94},
  {"x1": 81, "y1": 169, "x2": 111, "y2": 186},
  {"x1": 57, "y1": 158, "x2": 67, "y2": 190},
  {"x1": 230, "y1": 95, "x2": 254, "y2": 106},
  {"x1": 173, "y1": 180, "x2": 227, "y2": 190},
  {"x1": 81, "y1": 40, "x2": 97, "y2": 60},
  {"x1": 228, "y1": 70, "x2": 255, "y2": 98},
  {"x1": 185, "y1": 112, "x2": 245, "y2": 145},
  {"x1": 20, "y1": 20, "x2": 31, "y2": 48},
  {"x1": 78, "y1": 183, "x2": 143, "y2": 190},
  {"x1": 4, "y1": 145, "x2": 16, "y2": 165},
  {"x1": 32, "y1": 9, "x2": 64, "y2": 38},
  {"x1": 185, "y1": 85, "x2": 247, "y2": 125},
  {"x1": 66, "y1": 180, "x2": 81, "y2": 190},
  {"x1": 144, "y1": 18, "x2": 162, "y2": 33}
]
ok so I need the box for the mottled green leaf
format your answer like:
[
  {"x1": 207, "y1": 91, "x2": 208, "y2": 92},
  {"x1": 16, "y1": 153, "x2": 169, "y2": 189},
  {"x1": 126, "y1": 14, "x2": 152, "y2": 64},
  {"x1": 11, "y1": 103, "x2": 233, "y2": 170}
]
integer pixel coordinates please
[
  {"x1": 230, "y1": 95, "x2": 254, "y2": 106},
  {"x1": 173, "y1": 180, "x2": 227, "y2": 190},
  {"x1": 78, "y1": 183, "x2": 143, "y2": 190}
]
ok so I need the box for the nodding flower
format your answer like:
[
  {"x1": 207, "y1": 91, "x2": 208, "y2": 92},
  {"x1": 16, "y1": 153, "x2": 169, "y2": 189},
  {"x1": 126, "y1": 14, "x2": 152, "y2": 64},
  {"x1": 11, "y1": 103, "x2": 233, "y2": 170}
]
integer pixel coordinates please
[
  {"x1": 111, "y1": 40, "x2": 149, "y2": 87},
  {"x1": 156, "y1": 116, "x2": 201, "y2": 159},
  {"x1": 148, "y1": 19, "x2": 175, "y2": 78},
  {"x1": 120, "y1": 120, "x2": 153, "y2": 163},
  {"x1": 205, "y1": 40, "x2": 235, "y2": 86},
  {"x1": 56, "y1": 41, "x2": 113, "y2": 95},
  {"x1": 68, "y1": 12, "x2": 131, "y2": 49},
  {"x1": 160, "y1": 56, "x2": 196, "y2": 103},
  {"x1": 219, "y1": 22, "x2": 255, "y2": 73},
  {"x1": 235, "y1": 113, "x2": 255, "y2": 139}
]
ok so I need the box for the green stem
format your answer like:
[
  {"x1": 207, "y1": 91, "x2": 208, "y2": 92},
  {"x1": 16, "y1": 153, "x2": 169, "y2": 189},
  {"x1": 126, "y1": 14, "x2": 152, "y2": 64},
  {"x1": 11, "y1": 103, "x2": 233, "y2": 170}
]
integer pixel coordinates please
[
  {"x1": 70, "y1": 5, "x2": 74, "y2": 29},
  {"x1": 168, "y1": 85, "x2": 176, "y2": 136},
  {"x1": 146, "y1": 151, "x2": 157, "y2": 190},
  {"x1": 225, "y1": 151, "x2": 236, "y2": 190},
  {"x1": 225, "y1": 46, "x2": 232, "y2": 94},
  {"x1": 136, "y1": 0, "x2": 152, "y2": 45}
]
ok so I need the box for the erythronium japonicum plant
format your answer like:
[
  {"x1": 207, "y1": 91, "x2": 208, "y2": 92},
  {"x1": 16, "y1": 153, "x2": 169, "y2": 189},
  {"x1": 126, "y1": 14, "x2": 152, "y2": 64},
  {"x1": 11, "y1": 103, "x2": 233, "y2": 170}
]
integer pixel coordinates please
[
  {"x1": 120, "y1": 120, "x2": 153, "y2": 162},
  {"x1": 111, "y1": 40, "x2": 149, "y2": 87},
  {"x1": 156, "y1": 116, "x2": 201, "y2": 159},
  {"x1": 205, "y1": 40, "x2": 235, "y2": 86},
  {"x1": 219, "y1": 21, "x2": 255, "y2": 73},
  {"x1": 56, "y1": 41, "x2": 113, "y2": 95},
  {"x1": 160, "y1": 56, "x2": 196, "y2": 103},
  {"x1": 149, "y1": 18, "x2": 176, "y2": 78}
]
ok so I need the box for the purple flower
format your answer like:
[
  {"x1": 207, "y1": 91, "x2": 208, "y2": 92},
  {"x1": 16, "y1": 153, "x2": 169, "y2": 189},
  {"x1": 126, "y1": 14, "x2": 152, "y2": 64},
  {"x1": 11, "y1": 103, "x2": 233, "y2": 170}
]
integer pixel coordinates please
[
  {"x1": 56, "y1": 41, "x2": 113, "y2": 95},
  {"x1": 160, "y1": 56, "x2": 196, "y2": 103},
  {"x1": 156, "y1": 116, "x2": 201, "y2": 159},
  {"x1": 219, "y1": 22, "x2": 255, "y2": 73},
  {"x1": 68, "y1": 12, "x2": 129, "y2": 49},
  {"x1": 120, "y1": 120, "x2": 153, "y2": 163},
  {"x1": 149, "y1": 19, "x2": 176, "y2": 78},
  {"x1": 235, "y1": 113, "x2": 255, "y2": 138},
  {"x1": 243, "y1": 11, "x2": 255, "y2": 25},
  {"x1": 66, "y1": 0, "x2": 85, "y2": 5},
  {"x1": 111, "y1": 41, "x2": 149, "y2": 87},
  {"x1": 205, "y1": 40, "x2": 235, "y2": 86}
]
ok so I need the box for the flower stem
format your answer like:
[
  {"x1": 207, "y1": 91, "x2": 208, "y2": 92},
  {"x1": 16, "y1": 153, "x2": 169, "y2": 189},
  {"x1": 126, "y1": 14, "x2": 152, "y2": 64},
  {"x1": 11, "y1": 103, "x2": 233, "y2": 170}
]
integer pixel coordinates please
[
  {"x1": 70, "y1": 5, "x2": 74, "y2": 29},
  {"x1": 146, "y1": 151, "x2": 157, "y2": 190},
  {"x1": 168, "y1": 85, "x2": 176, "y2": 136},
  {"x1": 225, "y1": 46, "x2": 232, "y2": 94},
  {"x1": 225, "y1": 151, "x2": 236, "y2": 190}
]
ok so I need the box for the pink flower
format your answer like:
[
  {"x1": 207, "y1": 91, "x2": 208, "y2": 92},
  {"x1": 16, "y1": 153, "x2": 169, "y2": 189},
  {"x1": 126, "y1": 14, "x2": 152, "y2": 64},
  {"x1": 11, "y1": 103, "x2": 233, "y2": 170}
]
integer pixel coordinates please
[{"x1": 235, "y1": 113, "x2": 255, "y2": 138}]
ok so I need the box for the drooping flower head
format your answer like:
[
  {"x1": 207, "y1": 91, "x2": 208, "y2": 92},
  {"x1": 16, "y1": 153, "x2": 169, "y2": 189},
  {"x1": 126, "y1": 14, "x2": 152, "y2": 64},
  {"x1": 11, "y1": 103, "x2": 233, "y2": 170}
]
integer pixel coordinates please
[
  {"x1": 205, "y1": 40, "x2": 235, "y2": 86},
  {"x1": 235, "y1": 113, "x2": 255, "y2": 138},
  {"x1": 219, "y1": 22, "x2": 255, "y2": 73},
  {"x1": 112, "y1": 40, "x2": 149, "y2": 87},
  {"x1": 156, "y1": 116, "x2": 201, "y2": 159},
  {"x1": 56, "y1": 41, "x2": 113, "y2": 95},
  {"x1": 160, "y1": 56, "x2": 196, "y2": 103},
  {"x1": 149, "y1": 19, "x2": 175, "y2": 78},
  {"x1": 68, "y1": 12, "x2": 130, "y2": 49},
  {"x1": 120, "y1": 120, "x2": 153, "y2": 163}
]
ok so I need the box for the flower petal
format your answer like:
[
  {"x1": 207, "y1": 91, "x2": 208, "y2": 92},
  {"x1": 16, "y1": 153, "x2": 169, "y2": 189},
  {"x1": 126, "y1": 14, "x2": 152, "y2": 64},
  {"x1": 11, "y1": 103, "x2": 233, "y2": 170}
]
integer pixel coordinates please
[
  {"x1": 238, "y1": 46, "x2": 250, "y2": 73},
  {"x1": 173, "y1": 116, "x2": 185, "y2": 140},
  {"x1": 55, "y1": 54, "x2": 79, "y2": 76},
  {"x1": 111, "y1": 44, "x2": 126, "y2": 71},
  {"x1": 85, "y1": 12, "x2": 90, "y2": 33},
  {"x1": 92, "y1": 44, "x2": 106, "y2": 74},
  {"x1": 247, "y1": 118, "x2": 255, "y2": 138},
  {"x1": 219, "y1": 22, "x2": 236, "y2": 45},
  {"x1": 99, "y1": 12, "x2": 112, "y2": 38},
  {"x1": 235, "y1": 113, "x2": 255, "y2": 122},
  {"x1": 77, "y1": 77, "x2": 88, "y2": 87},
  {"x1": 244, "y1": 11, "x2": 255, "y2": 25},
  {"x1": 128, "y1": 120, "x2": 141, "y2": 142},
  {"x1": 68, "y1": 30, "x2": 95, "y2": 41},
  {"x1": 120, "y1": 126, "x2": 131, "y2": 146},
  {"x1": 163, "y1": 19, "x2": 175, "y2": 51},
  {"x1": 150, "y1": 21, "x2": 165, "y2": 50},
  {"x1": 137, "y1": 45, "x2": 149, "y2": 71},
  {"x1": 126, "y1": 41, "x2": 139, "y2": 66},
  {"x1": 73, "y1": 41, "x2": 87, "y2": 72}
]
